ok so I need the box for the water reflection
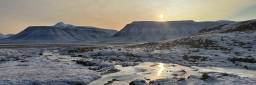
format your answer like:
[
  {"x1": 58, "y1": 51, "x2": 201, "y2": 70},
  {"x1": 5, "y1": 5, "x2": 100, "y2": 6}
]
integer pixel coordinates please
[
  {"x1": 90, "y1": 62, "x2": 256, "y2": 85},
  {"x1": 157, "y1": 63, "x2": 165, "y2": 76}
]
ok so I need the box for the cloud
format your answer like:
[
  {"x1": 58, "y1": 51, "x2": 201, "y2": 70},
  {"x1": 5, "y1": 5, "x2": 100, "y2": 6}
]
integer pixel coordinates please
[
  {"x1": 164, "y1": 0, "x2": 256, "y2": 20},
  {"x1": 232, "y1": 4, "x2": 256, "y2": 20}
]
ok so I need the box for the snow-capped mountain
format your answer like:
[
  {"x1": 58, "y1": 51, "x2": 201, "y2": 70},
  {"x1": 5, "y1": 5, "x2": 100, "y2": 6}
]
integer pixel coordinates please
[
  {"x1": 112, "y1": 20, "x2": 234, "y2": 42},
  {"x1": 2, "y1": 22, "x2": 117, "y2": 43}
]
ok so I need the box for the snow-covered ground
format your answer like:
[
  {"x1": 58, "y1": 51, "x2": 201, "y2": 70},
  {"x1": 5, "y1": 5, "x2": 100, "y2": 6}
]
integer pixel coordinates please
[
  {"x1": 0, "y1": 49, "x2": 100, "y2": 85},
  {"x1": 0, "y1": 42, "x2": 256, "y2": 85},
  {"x1": 0, "y1": 20, "x2": 256, "y2": 85},
  {"x1": 59, "y1": 22, "x2": 256, "y2": 84}
]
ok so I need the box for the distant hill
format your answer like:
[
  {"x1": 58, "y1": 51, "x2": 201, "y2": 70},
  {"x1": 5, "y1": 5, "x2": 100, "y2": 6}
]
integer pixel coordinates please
[
  {"x1": 0, "y1": 33, "x2": 13, "y2": 39},
  {"x1": 1, "y1": 22, "x2": 117, "y2": 43},
  {"x1": 199, "y1": 19, "x2": 256, "y2": 33},
  {"x1": 112, "y1": 20, "x2": 234, "y2": 42}
]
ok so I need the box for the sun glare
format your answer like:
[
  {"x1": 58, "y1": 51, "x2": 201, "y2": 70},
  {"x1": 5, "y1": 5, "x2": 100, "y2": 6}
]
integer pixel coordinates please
[
  {"x1": 157, "y1": 63, "x2": 165, "y2": 76},
  {"x1": 158, "y1": 14, "x2": 165, "y2": 21}
]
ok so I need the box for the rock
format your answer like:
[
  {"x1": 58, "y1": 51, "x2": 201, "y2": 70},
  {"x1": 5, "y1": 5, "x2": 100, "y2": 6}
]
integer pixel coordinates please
[
  {"x1": 149, "y1": 79, "x2": 177, "y2": 85},
  {"x1": 129, "y1": 79, "x2": 148, "y2": 85},
  {"x1": 119, "y1": 62, "x2": 139, "y2": 67},
  {"x1": 76, "y1": 60, "x2": 99, "y2": 66},
  {"x1": 201, "y1": 73, "x2": 210, "y2": 80}
]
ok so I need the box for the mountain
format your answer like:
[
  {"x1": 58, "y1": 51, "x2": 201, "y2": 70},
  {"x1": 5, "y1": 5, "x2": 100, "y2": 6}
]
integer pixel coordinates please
[
  {"x1": 112, "y1": 20, "x2": 234, "y2": 42},
  {"x1": 0, "y1": 34, "x2": 7, "y2": 39},
  {"x1": 0, "y1": 33, "x2": 13, "y2": 39},
  {"x1": 0, "y1": 20, "x2": 236, "y2": 44},
  {"x1": 2, "y1": 22, "x2": 117, "y2": 43}
]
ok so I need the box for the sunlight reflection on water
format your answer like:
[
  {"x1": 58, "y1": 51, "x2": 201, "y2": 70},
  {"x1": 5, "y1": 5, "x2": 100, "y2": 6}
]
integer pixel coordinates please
[
  {"x1": 89, "y1": 62, "x2": 256, "y2": 85},
  {"x1": 157, "y1": 63, "x2": 165, "y2": 76}
]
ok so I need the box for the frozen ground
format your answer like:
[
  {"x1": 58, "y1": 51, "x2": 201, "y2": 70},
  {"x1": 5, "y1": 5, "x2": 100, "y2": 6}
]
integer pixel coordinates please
[
  {"x1": 0, "y1": 30, "x2": 256, "y2": 85},
  {"x1": 59, "y1": 31, "x2": 256, "y2": 84},
  {"x1": 0, "y1": 49, "x2": 100, "y2": 85},
  {"x1": 0, "y1": 45, "x2": 256, "y2": 85}
]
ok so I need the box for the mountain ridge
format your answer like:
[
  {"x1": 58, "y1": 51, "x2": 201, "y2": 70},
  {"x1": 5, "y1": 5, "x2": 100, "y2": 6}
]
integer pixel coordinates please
[
  {"x1": 0, "y1": 20, "x2": 238, "y2": 43},
  {"x1": 112, "y1": 20, "x2": 235, "y2": 42},
  {"x1": 1, "y1": 22, "x2": 117, "y2": 43}
]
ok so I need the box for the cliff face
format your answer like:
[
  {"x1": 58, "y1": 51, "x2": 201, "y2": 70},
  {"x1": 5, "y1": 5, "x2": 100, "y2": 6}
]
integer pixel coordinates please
[{"x1": 113, "y1": 20, "x2": 234, "y2": 42}]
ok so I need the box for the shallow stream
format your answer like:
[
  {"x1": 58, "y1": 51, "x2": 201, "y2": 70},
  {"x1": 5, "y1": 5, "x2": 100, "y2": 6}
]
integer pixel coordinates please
[{"x1": 89, "y1": 62, "x2": 256, "y2": 85}]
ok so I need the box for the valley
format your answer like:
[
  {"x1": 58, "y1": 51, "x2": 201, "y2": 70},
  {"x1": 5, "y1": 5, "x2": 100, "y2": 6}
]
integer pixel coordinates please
[{"x1": 0, "y1": 19, "x2": 256, "y2": 85}]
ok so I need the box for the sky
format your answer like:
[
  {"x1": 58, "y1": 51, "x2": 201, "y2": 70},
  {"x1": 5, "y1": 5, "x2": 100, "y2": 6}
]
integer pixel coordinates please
[{"x1": 0, "y1": 0, "x2": 256, "y2": 34}]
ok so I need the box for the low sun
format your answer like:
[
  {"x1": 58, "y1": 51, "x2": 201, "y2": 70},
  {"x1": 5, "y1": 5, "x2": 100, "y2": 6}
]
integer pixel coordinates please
[{"x1": 158, "y1": 14, "x2": 165, "y2": 21}]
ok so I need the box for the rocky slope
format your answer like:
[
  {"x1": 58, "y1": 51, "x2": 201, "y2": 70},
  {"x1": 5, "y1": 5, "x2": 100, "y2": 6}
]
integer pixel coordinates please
[
  {"x1": 199, "y1": 19, "x2": 256, "y2": 34},
  {"x1": 112, "y1": 20, "x2": 234, "y2": 42}
]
